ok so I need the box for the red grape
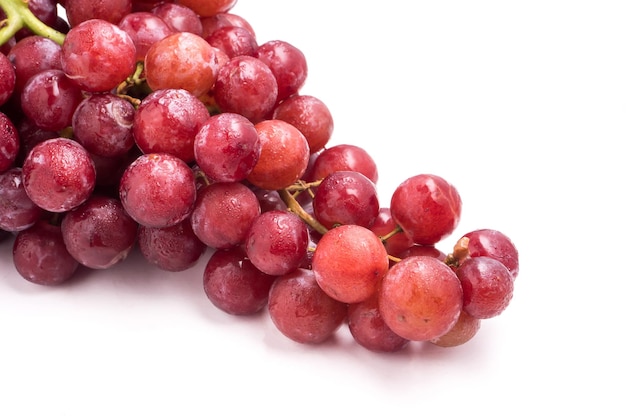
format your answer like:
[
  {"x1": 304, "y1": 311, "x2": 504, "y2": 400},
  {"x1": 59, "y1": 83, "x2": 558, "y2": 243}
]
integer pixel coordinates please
[
  {"x1": 390, "y1": 174, "x2": 462, "y2": 246},
  {"x1": 119, "y1": 152, "x2": 196, "y2": 228},
  {"x1": 133, "y1": 88, "x2": 210, "y2": 163},
  {"x1": 429, "y1": 310, "x2": 481, "y2": 348},
  {"x1": 175, "y1": 0, "x2": 238, "y2": 17},
  {"x1": 347, "y1": 294, "x2": 410, "y2": 353},
  {"x1": 118, "y1": 11, "x2": 174, "y2": 60},
  {"x1": 61, "y1": 19, "x2": 137, "y2": 93},
  {"x1": 144, "y1": 32, "x2": 217, "y2": 98},
  {"x1": 0, "y1": 112, "x2": 19, "y2": 173},
  {"x1": 7, "y1": 35, "x2": 62, "y2": 94},
  {"x1": 0, "y1": 167, "x2": 44, "y2": 232},
  {"x1": 456, "y1": 256, "x2": 514, "y2": 319},
  {"x1": 64, "y1": 0, "x2": 132, "y2": 26},
  {"x1": 190, "y1": 181, "x2": 260, "y2": 249},
  {"x1": 12, "y1": 220, "x2": 79, "y2": 285},
  {"x1": 246, "y1": 119, "x2": 310, "y2": 190},
  {"x1": 312, "y1": 224, "x2": 389, "y2": 304},
  {"x1": 193, "y1": 112, "x2": 260, "y2": 183},
  {"x1": 272, "y1": 95, "x2": 334, "y2": 154},
  {"x1": 244, "y1": 210, "x2": 309, "y2": 276},
  {"x1": 256, "y1": 40, "x2": 307, "y2": 102},
  {"x1": 0, "y1": 52, "x2": 15, "y2": 106},
  {"x1": 310, "y1": 144, "x2": 378, "y2": 183},
  {"x1": 61, "y1": 195, "x2": 138, "y2": 269},
  {"x1": 379, "y1": 256, "x2": 463, "y2": 341},
  {"x1": 268, "y1": 268, "x2": 347, "y2": 344},
  {"x1": 206, "y1": 25, "x2": 257, "y2": 58},
  {"x1": 203, "y1": 246, "x2": 276, "y2": 315},
  {"x1": 151, "y1": 3, "x2": 203, "y2": 36},
  {"x1": 213, "y1": 55, "x2": 278, "y2": 123},
  {"x1": 22, "y1": 138, "x2": 96, "y2": 213},
  {"x1": 137, "y1": 218, "x2": 206, "y2": 272},
  {"x1": 312, "y1": 170, "x2": 379, "y2": 229},
  {"x1": 461, "y1": 229, "x2": 519, "y2": 279}
]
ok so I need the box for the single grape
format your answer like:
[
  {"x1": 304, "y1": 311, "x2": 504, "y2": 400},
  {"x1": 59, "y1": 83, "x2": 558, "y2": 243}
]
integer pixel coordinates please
[
  {"x1": 272, "y1": 95, "x2": 333, "y2": 154},
  {"x1": 22, "y1": 138, "x2": 96, "y2": 213},
  {"x1": 461, "y1": 229, "x2": 520, "y2": 279},
  {"x1": 456, "y1": 256, "x2": 515, "y2": 319},
  {"x1": 193, "y1": 112, "x2": 260, "y2": 183},
  {"x1": 390, "y1": 173, "x2": 462, "y2": 246},
  {"x1": 309, "y1": 143, "x2": 378, "y2": 183},
  {"x1": 118, "y1": 152, "x2": 196, "y2": 228},
  {"x1": 20, "y1": 69, "x2": 84, "y2": 132},
  {"x1": 246, "y1": 119, "x2": 310, "y2": 190},
  {"x1": 256, "y1": 40, "x2": 307, "y2": 102},
  {"x1": 137, "y1": 218, "x2": 206, "y2": 272},
  {"x1": 61, "y1": 195, "x2": 138, "y2": 269},
  {"x1": 0, "y1": 167, "x2": 44, "y2": 232},
  {"x1": 0, "y1": 112, "x2": 19, "y2": 173},
  {"x1": 396, "y1": 244, "x2": 446, "y2": 262},
  {"x1": 312, "y1": 170, "x2": 380, "y2": 229},
  {"x1": 61, "y1": 19, "x2": 137, "y2": 93},
  {"x1": 213, "y1": 55, "x2": 278, "y2": 123},
  {"x1": 379, "y1": 256, "x2": 463, "y2": 341},
  {"x1": 203, "y1": 246, "x2": 276, "y2": 315},
  {"x1": 190, "y1": 181, "x2": 260, "y2": 249},
  {"x1": 72, "y1": 93, "x2": 136, "y2": 158},
  {"x1": 268, "y1": 268, "x2": 347, "y2": 344},
  {"x1": 133, "y1": 88, "x2": 210, "y2": 163},
  {"x1": 347, "y1": 294, "x2": 411, "y2": 353},
  {"x1": 312, "y1": 224, "x2": 389, "y2": 304},
  {"x1": 244, "y1": 210, "x2": 309, "y2": 276},
  {"x1": 144, "y1": 32, "x2": 217, "y2": 98},
  {"x1": 429, "y1": 310, "x2": 481, "y2": 348},
  {"x1": 12, "y1": 220, "x2": 79, "y2": 285}
]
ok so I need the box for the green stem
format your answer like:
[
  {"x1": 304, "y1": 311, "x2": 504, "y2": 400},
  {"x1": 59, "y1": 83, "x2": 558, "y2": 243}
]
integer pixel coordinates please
[
  {"x1": 0, "y1": 0, "x2": 65, "y2": 46},
  {"x1": 278, "y1": 188, "x2": 329, "y2": 236}
]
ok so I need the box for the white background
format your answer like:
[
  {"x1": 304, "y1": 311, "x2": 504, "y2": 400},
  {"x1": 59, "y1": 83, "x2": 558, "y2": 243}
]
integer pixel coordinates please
[{"x1": 1, "y1": 1, "x2": 625, "y2": 415}]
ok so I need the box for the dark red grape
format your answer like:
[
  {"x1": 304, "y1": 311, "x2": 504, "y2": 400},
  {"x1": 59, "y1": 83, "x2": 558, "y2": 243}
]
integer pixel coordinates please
[
  {"x1": 0, "y1": 167, "x2": 44, "y2": 232},
  {"x1": 256, "y1": 40, "x2": 307, "y2": 102},
  {"x1": 137, "y1": 218, "x2": 206, "y2": 272},
  {"x1": 462, "y1": 229, "x2": 519, "y2": 279},
  {"x1": 203, "y1": 246, "x2": 276, "y2": 315},
  {"x1": 0, "y1": 52, "x2": 15, "y2": 106},
  {"x1": 61, "y1": 195, "x2": 138, "y2": 269},
  {"x1": 12, "y1": 220, "x2": 79, "y2": 285},
  {"x1": 0, "y1": 112, "x2": 19, "y2": 173}
]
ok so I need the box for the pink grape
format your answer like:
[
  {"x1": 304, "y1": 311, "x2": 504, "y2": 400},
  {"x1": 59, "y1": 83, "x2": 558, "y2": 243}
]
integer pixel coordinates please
[{"x1": 462, "y1": 229, "x2": 520, "y2": 279}]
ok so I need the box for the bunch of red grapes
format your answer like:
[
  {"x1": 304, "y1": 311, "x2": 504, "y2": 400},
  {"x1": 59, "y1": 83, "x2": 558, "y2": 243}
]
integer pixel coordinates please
[{"x1": 0, "y1": 0, "x2": 520, "y2": 353}]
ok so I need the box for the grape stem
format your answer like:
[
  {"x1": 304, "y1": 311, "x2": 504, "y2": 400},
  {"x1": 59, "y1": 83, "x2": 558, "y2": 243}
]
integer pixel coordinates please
[
  {"x1": 0, "y1": 0, "x2": 66, "y2": 46},
  {"x1": 444, "y1": 236, "x2": 470, "y2": 268},
  {"x1": 278, "y1": 188, "x2": 329, "y2": 235}
]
